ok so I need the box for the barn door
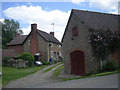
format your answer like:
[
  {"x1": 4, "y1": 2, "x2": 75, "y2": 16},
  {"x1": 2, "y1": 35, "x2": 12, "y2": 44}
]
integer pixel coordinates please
[{"x1": 70, "y1": 50, "x2": 85, "y2": 76}]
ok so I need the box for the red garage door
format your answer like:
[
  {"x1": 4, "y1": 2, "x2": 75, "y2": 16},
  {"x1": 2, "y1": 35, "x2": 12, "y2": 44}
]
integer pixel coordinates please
[{"x1": 70, "y1": 50, "x2": 85, "y2": 76}]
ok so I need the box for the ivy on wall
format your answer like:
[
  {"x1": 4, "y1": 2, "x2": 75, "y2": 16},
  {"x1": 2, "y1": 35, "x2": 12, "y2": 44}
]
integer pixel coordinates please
[{"x1": 88, "y1": 28, "x2": 120, "y2": 69}]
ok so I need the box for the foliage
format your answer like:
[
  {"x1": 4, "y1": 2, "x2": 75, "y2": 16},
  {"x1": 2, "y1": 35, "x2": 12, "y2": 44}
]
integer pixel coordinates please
[
  {"x1": 54, "y1": 60, "x2": 58, "y2": 63},
  {"x1": 2, "y1": 56, "x2": 10, "y2": 65},
  {"x1": 18, "y1": 52, "x2": 34, "y2": 67},
  {"x1": 102, "y1": 61, "x2": 118, "y2": 72},
  {"x1": 89, "y1": 28, "x2": 120, "y2": 60},
  {"x1": 1, "y1": 19, "x2": 23, "y2": 49}
]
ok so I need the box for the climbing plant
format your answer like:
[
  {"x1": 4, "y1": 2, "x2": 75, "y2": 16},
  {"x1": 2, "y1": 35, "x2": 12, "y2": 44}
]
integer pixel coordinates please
[{"x1": 88, "y1": 28, "x2": 120, "y2": 70}]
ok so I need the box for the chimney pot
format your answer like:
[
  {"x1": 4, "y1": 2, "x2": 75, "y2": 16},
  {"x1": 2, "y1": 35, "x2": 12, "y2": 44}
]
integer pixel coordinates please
[
  {"x1": 31, "y1": 23, "x2": 37, "y2": 32},
  {"x1": 50, "y1": 32, "x2": 54, "y2": 37},
  {"x1": 15, "y1": 33, "x2": 20, "y2": 37}
]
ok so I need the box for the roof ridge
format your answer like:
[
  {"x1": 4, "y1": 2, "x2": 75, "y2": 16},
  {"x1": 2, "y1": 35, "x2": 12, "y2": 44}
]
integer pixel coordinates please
[
  {"x1": 37, "y1": 29, "x2": 49, "y2": 41},
  {"x1": 72, "y1": 9, "x2": 119, "y2": 16}
]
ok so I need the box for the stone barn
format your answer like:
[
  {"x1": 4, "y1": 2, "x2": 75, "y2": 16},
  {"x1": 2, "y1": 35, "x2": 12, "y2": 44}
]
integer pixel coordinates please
[{"x1": 62, "y1": 9, "x2": 119, "y2": 76}]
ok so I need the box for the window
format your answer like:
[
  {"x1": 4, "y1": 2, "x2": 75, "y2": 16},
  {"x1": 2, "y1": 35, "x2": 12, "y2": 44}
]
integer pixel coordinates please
[
  {"x1": 72, "y1": 27, "x2": 78, "y2": 37},
  {"x1": 58, "y1": 45, "x2": 61, "y2": 48},
  {"x1": 53, "y1": 52, "x2": 56, "y2": 60},
  {"x1": 51, "y1": 51, "x2": 53, "y2": 57},
  {"x1": 28, "y1": 40, "x2": 31, "y2": 45},
  {"x1": 50, "y1": 42, "x2": 53, "y2": 47}
]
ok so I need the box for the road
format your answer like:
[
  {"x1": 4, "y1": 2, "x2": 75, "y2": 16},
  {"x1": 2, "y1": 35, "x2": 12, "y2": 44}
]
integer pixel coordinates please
[
  {"x1": 35, "y1": 73, "x2": 118, "y2": 88},
  {"x1": 4, "y1": 62, "x2": 119, "y2": 88}
]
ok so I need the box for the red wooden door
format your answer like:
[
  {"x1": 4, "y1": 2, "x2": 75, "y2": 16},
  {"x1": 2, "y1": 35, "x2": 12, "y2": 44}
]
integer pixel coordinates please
[{"x1": 70, "y1": 50, "x2": 85, "y2": 76}]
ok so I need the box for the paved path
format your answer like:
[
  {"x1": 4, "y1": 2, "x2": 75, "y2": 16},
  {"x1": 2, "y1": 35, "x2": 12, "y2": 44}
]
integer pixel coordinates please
[
  {"x1": 4, "y1": 62, "x2": 119, "y2": 88},
  {"x1": 5, "y1": 62, "x2": 63, "y2": 88}
]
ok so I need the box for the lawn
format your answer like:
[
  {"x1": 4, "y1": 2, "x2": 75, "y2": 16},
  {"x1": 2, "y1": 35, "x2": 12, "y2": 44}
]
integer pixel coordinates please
[{"x1": 2, "y1": 65, "x2": 49, "y2": 85}]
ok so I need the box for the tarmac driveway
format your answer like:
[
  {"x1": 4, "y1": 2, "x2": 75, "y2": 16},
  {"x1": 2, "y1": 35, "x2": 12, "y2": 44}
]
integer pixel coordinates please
[{"x1": 36, "y1": 73, "x2": 119, "y2": 88}]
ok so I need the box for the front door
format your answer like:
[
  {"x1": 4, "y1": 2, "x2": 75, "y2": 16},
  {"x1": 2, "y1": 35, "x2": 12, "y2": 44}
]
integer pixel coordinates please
[{"x1": 70, "y1": 50, "x2": 85, "y2": 76}]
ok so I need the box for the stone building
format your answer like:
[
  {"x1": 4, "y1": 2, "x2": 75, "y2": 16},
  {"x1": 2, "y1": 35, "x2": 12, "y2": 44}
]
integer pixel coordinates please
[
  {"x1": 8, "y1": 24, "x2": 62, "y2": 62},
  {"x1": 62, "y1": 9, "x2": 119, "y2": 76}
]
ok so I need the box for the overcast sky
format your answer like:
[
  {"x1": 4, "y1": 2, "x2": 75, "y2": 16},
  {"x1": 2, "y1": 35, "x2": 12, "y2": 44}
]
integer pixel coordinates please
[{"x1": 1, "y1": 0, "x2": 119, "y2": 41}]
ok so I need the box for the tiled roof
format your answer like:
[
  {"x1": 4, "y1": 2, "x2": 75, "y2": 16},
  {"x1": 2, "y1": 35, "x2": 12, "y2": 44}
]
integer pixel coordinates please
[
  {"x1": 72, "y1": 9, "x2": 119, "y2": 31},
  {"x1": 62, "y1": 9, "x2": 119, "y2": 42},
  {"x1": 37, "y1": 30, "x2": 61, "y2": 44},
  {"x1": 7, "y1": 30, "x2": 61, "y2": 46},
  {"x1": 2, "y1": 49, "x2": 17, "y2": 57},
  {"x1": 7, "y1": 35, "x2": 28, "y2": 46}
]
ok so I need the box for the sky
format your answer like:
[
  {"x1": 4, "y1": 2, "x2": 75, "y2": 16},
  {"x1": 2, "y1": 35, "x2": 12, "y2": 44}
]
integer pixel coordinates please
[{"x1": 1, "y1": 0, "x2": 120, "y2": 41}]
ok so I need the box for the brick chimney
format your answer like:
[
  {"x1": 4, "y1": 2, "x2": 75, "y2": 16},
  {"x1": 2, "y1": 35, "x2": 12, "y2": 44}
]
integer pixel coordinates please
[
  {"x1": 15, "y1": 33, "x2": 20, "y2": 37},
  {"x1": 50, "y1": 32, "x2": 54, "y2": 37},
  {"x1": 31, "y1": 23, "x2": 37, "y2": 32},
  {"x1": 30, "y1": 23, "x2": 38, "y2": 55}
]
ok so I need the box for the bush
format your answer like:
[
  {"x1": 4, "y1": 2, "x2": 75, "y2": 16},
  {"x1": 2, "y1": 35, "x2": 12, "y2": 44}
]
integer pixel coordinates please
[
  {"x1": 18, "y1": 52, "x2": 34, "y2": 67},
  {"x1": 2, "y1": 56, "x2": 10, "y2": 65},
  {"x1": 42, "y1": 61, "x2": 52, "y2": 65},
  {"x1": 54, "y1": 60, "x2": 58, "y2": 63},
  {"x1": 102, "y1": 61, "x2": 118, "y2": 72}
]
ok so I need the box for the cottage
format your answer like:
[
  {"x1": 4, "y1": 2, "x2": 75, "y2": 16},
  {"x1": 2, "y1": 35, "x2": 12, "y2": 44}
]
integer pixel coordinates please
[
  {"x1": 62, "y1": 9, "x2": 119, "y2": 76},
  {"x1": 8, "y1": 24, "x2": 62, "y2": 62}
]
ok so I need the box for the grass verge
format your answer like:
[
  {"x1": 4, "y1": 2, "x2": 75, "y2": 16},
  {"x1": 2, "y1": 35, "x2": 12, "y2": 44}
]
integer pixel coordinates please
[
  {"x1": 53, "y1": 65, "x2": 120, "y2": 81},
  {"x1": 53, "y1": 64, "x2": 64, "y2": 78},
  {"x1": 62, "y1": 70, "x2": 120, "y2": 81},
  {"x1": 42, "y1": 62, "x2": 63, "y2": 73},
  {"x1": 2, "y1": 65, "x2": 49, "y2": 85}
]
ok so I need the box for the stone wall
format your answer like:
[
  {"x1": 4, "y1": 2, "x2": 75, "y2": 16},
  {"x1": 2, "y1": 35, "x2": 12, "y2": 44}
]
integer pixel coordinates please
[
  {"x1": 37, "y1": 33, "x2": 48, "y2": 62},
  {"x1": 62, "y1": 13, "x2": 99, "y2": 74}
]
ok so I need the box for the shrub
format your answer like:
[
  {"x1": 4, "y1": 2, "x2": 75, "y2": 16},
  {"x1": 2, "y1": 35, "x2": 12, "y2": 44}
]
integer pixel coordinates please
[
  {"x1": 42, "y1": 61, "x2": 52, "y2": 65},
  {"x1": 54, "y1": 60, "x2": 58, "y2": 63},
  {"x1": 2, "y1": 56, "x2": 10, "y2": 65},
  {"x1": 102, "y1": 61, "x2": 118, "y2": 72},
  {"x1": 18, "y1": 52, "x2": 34, "y2": 67}
]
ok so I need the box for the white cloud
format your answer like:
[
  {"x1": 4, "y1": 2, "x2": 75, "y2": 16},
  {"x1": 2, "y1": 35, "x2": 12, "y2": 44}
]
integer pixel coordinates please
[
  {"x1": 72, "y1": 0, "x2": 86, "y2": 4},
  {"x1": 3, "y1": 5, "x2": 70, "y2": 41},
  {"x1": 72, "y1": 0, "x2": 119, "y2": 14},
  {"x1": 0, "y1": 18, "x2": 4, "y2": 23},
  {"x1": 89, "y1": 0, "x2": 118, "y2": 11}
]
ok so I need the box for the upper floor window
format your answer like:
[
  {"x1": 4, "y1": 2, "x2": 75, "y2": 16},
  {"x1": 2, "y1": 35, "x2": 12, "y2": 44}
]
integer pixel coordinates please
[
  {"x1": 72, "y1": 27, "x2": 78, "y2": 37},
  {"x1": 50, "y1": 42, "x2": 53, "y2": 47},
  {"x1": 28, "y1": 40, "x2": 31, "y2": 45},
  {"x1": 58, "y1": 45, "x2": 61, "y2": 48}
]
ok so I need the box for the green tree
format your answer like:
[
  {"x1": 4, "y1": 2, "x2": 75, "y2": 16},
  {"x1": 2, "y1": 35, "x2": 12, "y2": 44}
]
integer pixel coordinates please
[{"x1": 2, "y1": 19, "x2": 23, "y2": 49}]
